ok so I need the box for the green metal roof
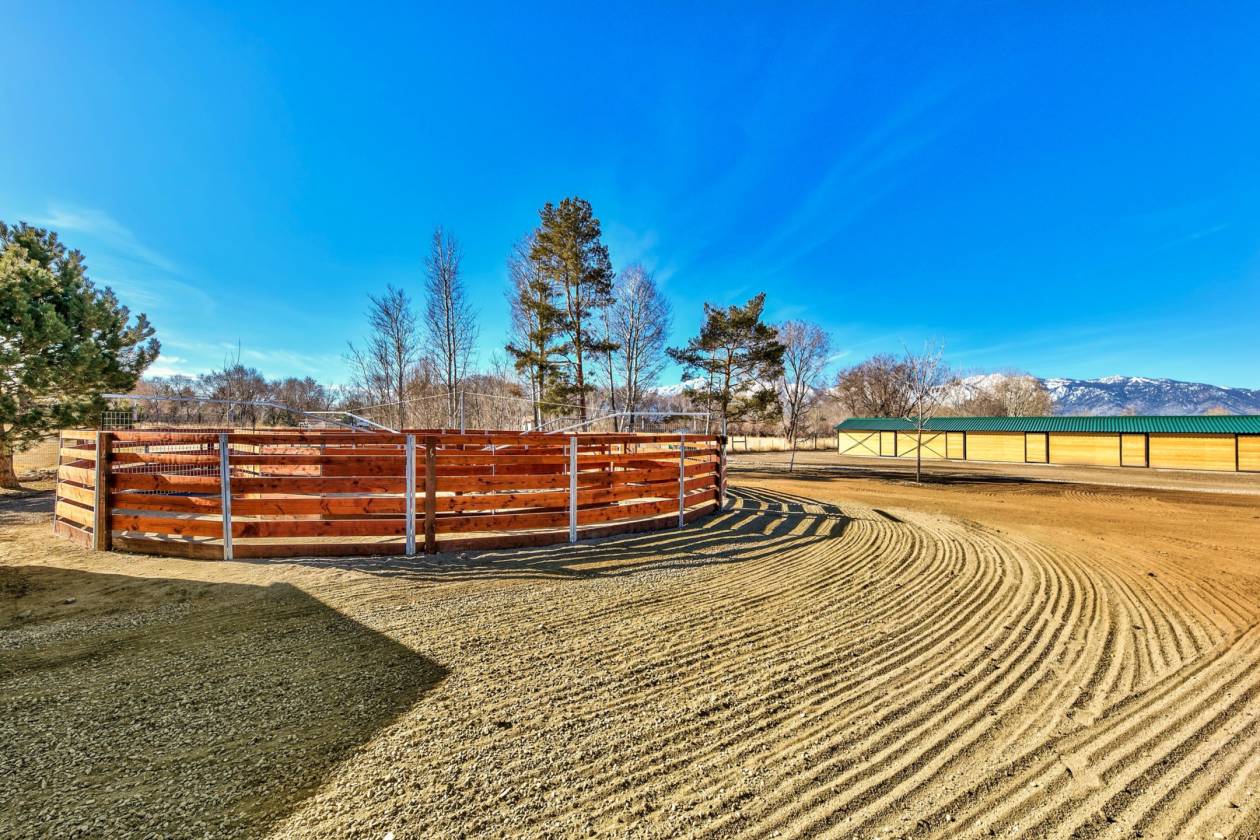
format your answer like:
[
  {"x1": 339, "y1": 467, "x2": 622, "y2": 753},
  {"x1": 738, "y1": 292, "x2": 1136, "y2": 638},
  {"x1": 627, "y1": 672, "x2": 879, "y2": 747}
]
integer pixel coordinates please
[{"x1": 834, "y1": 416, "x2": 1260, "y2": 434}]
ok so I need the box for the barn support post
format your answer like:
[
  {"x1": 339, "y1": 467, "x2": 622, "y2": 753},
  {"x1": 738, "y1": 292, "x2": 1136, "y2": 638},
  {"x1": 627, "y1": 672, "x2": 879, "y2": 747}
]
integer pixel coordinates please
[
  {"x1": 92, "y1": 431, "x2": 112, "y2": 551},
  {"x1": 218, "y1": 433, "x2": 233, "y2": 561},
  {"x1": 404, "y1": 434, "x2": 416, "y2": 555},
  {"x1": 678, "y1": 433, "x2": 686, "y2": 528},
  {"x1": 424, "y1": 438, "x2": 437, "y2": 554},
  {"x1": 569, "y1": 436, "x2": 578, "y2": 543}
]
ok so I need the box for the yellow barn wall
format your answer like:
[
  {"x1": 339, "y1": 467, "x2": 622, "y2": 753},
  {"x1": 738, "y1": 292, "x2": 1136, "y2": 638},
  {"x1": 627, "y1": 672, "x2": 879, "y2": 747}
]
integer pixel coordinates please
[
  {"x1": 1025, "y1": 433, "x2": 1048, "y2": 463},
  {"x1": 1049, "y1": 433, "x2": 1122, "y2": 467},
  {"x1": 896, "y1": 432, "x2": 946, "y2": 460},
  {"x1": 965, "y1": 432, "x2": 1025, "y2": 463},
  {"x1": 838, "y1": 431, "x2": 880, "y2": 457},
  {"x1": 838, "y1": 428, "x2": 1251, "y2": 471},
  {"x1": 1121, "y1": 434, "x2": 1148, "y2": 467},
  {"x1": 1148, "y1": 434, "x2": 1237, "y2": 471},
  {"x1": 880, "y1": 432, "x2": 897, "y2": 457},
  {"x1": 1238, "y1": 436, "x2": 1260, "y2": 472}
]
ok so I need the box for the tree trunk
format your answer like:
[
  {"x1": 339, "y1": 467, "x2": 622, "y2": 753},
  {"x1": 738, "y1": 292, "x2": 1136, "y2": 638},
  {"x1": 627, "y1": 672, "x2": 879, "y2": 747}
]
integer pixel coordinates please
[
  {"x1": 0, "y1": 441, "x2": 21, "y2": 490},
  {"x1": 533, "y1": 378, "x2": 542, "y2": 429},
  {"x1": 575, "y1": 341, "x2": 586, "y2": 422},
  {"x1": 916, "y1": 427, "x2": 923, "y2": 483}
]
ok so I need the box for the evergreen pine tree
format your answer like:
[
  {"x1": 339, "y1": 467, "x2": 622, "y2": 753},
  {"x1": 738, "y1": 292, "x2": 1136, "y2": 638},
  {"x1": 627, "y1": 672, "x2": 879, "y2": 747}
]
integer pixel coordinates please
[
  {"x1": 506, "y1": 236, "x2": 568, "y2": 427},
  {"x1": 1, "y1": 222, "x2": 160, "y2": 487},
  {"x1": 529, "y1": 197, "x2": 616, "y2": 420},
  {"x1": 668, "y1": 293, "x2": 785, "y2": 430}
]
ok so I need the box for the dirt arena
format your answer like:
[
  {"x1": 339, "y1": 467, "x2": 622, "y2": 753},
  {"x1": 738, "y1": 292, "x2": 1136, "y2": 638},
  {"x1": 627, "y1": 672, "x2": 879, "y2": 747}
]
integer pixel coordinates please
[{"x1": 3, "y1": 457, "x2": 1260, "y2": 839}]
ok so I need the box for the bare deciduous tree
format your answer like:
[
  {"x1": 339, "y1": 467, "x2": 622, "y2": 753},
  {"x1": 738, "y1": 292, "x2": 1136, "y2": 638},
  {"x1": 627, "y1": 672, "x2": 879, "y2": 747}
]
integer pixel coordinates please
[
  {"x1": 834, "y1": 354, "x2": 915, "y2": 418},
  {"x1": 605, "y1": 265, "x2": 671, "y2": 430},
  {"x1": 272, "y1": 376, "x2": 336, "y2": 413},
  {"x1": 899, "y1": 340, "x2": 956, "y2": 483},
  {"x1": 346, "y1": 284, "x2": 421, "y2": 429},
  {"x1": 423, "y1": 227, "x2": 478, "y2": 426},
  {"x1": 957, "y1": 372, "x2": 1054, "y2": 416},
  {"x1": 777, "y1": 320, "x2": 833, "y2": 472}
]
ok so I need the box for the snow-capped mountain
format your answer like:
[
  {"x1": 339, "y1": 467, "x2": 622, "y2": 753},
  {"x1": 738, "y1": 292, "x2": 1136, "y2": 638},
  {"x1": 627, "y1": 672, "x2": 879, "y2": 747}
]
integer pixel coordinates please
[
  {"x1": 1040, "y1": 375, "x2": 1260, "y2": 416},
  {"x1": 657, "y1": 373, "x2": 1260, "y2": 416},
  {"x1": 651, "y1": 378, "x2": 705, "y2": 399},
  {"x1": 956, "y1": 373, "x2": 1260, "y2": 415}
]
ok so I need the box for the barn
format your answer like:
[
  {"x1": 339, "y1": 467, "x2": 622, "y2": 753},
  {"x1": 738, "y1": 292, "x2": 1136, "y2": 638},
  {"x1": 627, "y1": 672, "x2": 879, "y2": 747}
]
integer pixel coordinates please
[{"x1": 834, "y1": 416, "x2": 1260, "y2": 473}]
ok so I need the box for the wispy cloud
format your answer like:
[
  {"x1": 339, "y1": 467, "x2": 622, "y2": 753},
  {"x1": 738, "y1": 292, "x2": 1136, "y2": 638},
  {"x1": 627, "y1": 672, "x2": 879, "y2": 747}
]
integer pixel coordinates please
[
  {"x1": 34, "y1": 205, "x2": 178, "y2": 273},
  {"x1": 661, "y1": 69, "x2": 986, "y2": 295},
  {"x1": 760, "y1": 77, "x2": 965, "y2": 265},
  {"x1": 1154, "y1": 223, "x2": 1228, "y2": 252},
  {"x1": 160, "y1": 337, "x2": 344, "y2": 379},
  {"x1": 237, "y1": 347, "x2": 344, "y2": 377},
  {"x1": 825, "y1": 349, "x2": 851, "y2": 364},
  {"x1": 145, "y1": 355, "x2": 197, "y2": 377},
  {"x1": 28, "y1": 203, "x2": 216, "y2": 312}
]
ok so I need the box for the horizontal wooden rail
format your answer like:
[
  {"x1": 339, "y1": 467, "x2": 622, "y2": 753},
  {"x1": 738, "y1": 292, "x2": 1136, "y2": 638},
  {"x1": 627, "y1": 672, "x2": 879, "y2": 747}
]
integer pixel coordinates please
[{"x1": 56, "y1": 428, "x2": 726, "y2": 560}]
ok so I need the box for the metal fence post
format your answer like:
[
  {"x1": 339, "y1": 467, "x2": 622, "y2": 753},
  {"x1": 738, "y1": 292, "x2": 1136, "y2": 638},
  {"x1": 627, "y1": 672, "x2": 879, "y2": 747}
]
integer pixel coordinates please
[
  {"x1": 404, "y1": 434, "x2": 416, "y2": 555},
  {"x1": 459, "y1": 391, "x2": 466, "y2": 434},
  {"x1": 569, "y1": 435, "x2": 578, "y2": 543},
  {"x1": 678, "y1": 432, "x2": 686, "y2": 528},
  {"x1": 218, "y1": 433, "x2": 233, "y2": 561}
]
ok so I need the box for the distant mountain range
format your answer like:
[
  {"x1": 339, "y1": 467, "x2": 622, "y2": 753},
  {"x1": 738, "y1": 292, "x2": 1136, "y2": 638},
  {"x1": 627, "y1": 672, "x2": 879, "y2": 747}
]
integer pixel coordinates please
[
  {"x1": 655, "y1": 375, "x2": 1260, "y2": 416},
  {"x1": 1038, "y1": 375, "x2": 1260, "y2": 416}
]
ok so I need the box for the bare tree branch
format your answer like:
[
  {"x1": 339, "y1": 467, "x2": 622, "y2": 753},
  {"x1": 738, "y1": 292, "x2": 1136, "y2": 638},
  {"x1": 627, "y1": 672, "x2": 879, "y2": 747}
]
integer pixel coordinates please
[
  {"x1": 345, "y1": 284, "x2": 422, "y2": 429},
  {"x1": 898, "y1": 339, "x2": 956, "y2": 483},
  {"x1": 423, "y1": 227, "x2": 478, "y2": 426},
  {"x1": 777, "y1": 320, "x2": 832, "y2": 472},
  {"x1": 604, "y1": 265, "x2": 672, "y2": 431}
]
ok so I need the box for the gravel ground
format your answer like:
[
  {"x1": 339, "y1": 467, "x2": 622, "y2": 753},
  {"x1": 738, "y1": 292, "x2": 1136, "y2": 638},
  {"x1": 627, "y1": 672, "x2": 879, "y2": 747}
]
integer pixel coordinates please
[{"x1": 3, "y1": 471, "x2": 1259, "y2": 839}]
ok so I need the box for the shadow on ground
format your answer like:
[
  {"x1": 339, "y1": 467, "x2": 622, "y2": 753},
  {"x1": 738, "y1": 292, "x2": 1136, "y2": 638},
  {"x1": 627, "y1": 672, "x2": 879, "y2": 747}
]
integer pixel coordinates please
[
  {"x1": 0, "y1": 567, "x2": 445, "y2": 839},
  {"x1": 0, "y1": 489, "x2": 53, "y2": 527},
  {"x1": 231, "y1": 486, "x2": 852, "y2": 586}
]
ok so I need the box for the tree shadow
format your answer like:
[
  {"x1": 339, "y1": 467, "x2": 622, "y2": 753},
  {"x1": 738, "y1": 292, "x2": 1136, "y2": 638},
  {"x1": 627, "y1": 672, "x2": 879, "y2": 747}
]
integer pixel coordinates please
[
  {"x1": 0, "y1": 567, "x2": 445, "y2": 838},
  {"x1": 228, "y1": 487, "x2": 852, "y2": 585},
  {"x1": 0, "y1": 488, "x2": 54, "y2": 527}
]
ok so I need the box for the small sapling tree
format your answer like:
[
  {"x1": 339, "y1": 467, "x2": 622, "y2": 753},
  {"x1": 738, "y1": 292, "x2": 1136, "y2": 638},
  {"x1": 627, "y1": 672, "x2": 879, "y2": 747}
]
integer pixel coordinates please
[{"x1": 898, "y1": 340, "x2": 955, "y2": 483}]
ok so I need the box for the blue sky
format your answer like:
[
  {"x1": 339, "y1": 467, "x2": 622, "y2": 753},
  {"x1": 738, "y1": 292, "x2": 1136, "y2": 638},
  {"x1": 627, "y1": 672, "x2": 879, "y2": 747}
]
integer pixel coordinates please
[{"x1": 3, "y1": 3, "x2": 1259, "y2": 387}]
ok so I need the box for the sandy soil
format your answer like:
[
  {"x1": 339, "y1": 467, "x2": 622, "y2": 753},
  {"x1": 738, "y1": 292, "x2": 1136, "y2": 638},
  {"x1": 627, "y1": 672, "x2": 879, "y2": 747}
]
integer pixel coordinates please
[
  {"x1": 734, "y1": 449, "x2": 1260, "y2": 496},
  {"x1": 3, "y1": 463, "x2": 1259, "y2": 839}
]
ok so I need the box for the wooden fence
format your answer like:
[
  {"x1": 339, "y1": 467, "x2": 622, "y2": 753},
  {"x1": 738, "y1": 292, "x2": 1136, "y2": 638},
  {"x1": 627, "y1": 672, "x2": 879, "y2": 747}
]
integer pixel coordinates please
[{"x1": 52, "y1": 429, "x2": 726, "y2": 559}]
